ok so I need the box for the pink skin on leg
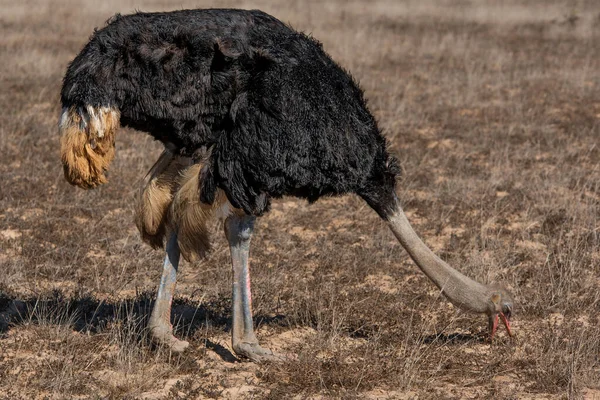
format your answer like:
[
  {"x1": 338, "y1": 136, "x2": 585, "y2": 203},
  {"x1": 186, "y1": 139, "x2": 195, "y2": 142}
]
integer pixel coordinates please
[{"x1": 245, "y1": 271, "x2": 252, "y2": 314}]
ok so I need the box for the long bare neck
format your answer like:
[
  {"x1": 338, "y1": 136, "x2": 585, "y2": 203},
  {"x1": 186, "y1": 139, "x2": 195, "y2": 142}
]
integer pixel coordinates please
[{"x1": 386, "y1": 199, "x2": 491, "y2": 314}]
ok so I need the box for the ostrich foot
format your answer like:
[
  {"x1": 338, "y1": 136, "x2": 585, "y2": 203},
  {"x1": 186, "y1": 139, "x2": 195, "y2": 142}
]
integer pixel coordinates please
[
  {"x1": 233, "y1": 341, "x2": 287, "y2": 362},
  {"x1": 149, "y1": 325, "x2": 190, "y2": 353}
]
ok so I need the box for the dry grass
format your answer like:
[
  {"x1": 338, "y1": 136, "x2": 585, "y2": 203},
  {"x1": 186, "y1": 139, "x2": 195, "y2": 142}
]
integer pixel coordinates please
[{"x1": 1, "y1": 0, "x2": 599, "y2": 398}]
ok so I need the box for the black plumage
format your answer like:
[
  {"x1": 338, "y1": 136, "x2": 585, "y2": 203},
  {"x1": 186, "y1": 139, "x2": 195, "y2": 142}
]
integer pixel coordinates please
[{"x1": 61, "y1": 9, "x2": 400, "y2": 217}]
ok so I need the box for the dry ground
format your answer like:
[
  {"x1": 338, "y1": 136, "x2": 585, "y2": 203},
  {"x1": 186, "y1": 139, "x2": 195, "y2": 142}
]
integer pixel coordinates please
[{"x1": 1, "y1": 0, "x2": 599, "y2": 398}]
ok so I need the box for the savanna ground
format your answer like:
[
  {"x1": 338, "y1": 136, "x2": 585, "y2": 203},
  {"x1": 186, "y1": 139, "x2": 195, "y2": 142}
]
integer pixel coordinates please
[{"x1": 1, "y1": 0, "x2": 599, "y2": 398}]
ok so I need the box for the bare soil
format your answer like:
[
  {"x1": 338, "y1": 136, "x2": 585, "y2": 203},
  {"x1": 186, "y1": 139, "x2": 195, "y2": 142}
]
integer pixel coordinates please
[{"x1": 1, "y1": 0, "x2": 599, "y2": 399}]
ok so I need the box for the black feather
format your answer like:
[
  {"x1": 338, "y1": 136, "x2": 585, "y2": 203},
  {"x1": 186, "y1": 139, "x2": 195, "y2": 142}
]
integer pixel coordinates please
[{"x1": 61, "y1": 8, "x2": 401, "y2": 217}]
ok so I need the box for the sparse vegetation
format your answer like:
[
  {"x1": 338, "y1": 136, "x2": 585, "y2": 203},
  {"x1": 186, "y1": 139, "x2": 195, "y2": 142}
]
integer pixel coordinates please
[{"x1": 1, "y1": 0, "x2": 599, "y2": 398}]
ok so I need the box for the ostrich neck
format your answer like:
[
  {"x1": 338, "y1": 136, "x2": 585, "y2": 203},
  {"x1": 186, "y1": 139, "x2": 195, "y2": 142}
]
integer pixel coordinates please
[{"x1": 387, "y1": 201, "x2": 491, "y2": 314}]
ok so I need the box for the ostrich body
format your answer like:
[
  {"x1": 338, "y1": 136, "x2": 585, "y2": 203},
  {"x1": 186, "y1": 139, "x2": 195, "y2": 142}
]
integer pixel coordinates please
[{"x1": 59, "y1": 9, "x2": 513, "y2": 361}]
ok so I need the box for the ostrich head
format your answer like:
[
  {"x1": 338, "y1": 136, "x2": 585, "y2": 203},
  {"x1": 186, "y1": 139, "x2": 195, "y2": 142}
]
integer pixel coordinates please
[
  {"x1": 59, "y1": 105, "x2": 120, "y2": 189},
  {"x1": 487, "y1": 288, "x2": 513, "y2": 340}
]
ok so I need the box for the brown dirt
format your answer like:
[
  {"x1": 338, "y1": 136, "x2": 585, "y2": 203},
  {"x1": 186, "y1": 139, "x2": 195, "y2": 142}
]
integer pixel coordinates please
[{"x1": 1, "y1": 0, "x2": 599, "y2": 399}]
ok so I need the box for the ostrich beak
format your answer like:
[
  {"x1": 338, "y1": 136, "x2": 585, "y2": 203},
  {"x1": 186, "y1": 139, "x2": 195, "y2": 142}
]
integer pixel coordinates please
[
  {"x1": 489, "y1": 312, "x2": 513, "y2": 341},
  {"x1": 500, "y1": 312, "x2": 513, "y2": 337}
]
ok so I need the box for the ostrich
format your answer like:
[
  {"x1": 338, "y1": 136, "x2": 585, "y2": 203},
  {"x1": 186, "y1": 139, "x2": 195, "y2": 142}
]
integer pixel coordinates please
[{"x1": 59, "y1": 9, "x2": 513, "y2": 361}]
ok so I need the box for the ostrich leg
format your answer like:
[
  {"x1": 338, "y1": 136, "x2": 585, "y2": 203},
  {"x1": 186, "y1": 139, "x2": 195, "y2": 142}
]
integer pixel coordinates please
[
  {"x1": 224, "y1": 214, "x2": 279, "y2": 362},
  {"x1": 148, "y1": 233, "x2": 190, "y2": 353}
]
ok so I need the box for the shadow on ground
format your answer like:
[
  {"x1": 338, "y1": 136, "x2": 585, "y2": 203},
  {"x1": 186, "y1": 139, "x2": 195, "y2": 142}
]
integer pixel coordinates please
[{"x1": 0, "y1": 289, "x2": 288, "y2": 361}]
